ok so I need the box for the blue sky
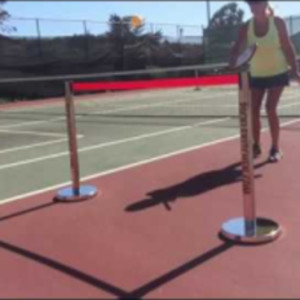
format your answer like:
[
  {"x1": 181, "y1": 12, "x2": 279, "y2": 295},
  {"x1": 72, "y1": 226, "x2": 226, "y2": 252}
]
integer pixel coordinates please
[{"x1": 3, "y1": 1, "x2": 300, "y2": 38}]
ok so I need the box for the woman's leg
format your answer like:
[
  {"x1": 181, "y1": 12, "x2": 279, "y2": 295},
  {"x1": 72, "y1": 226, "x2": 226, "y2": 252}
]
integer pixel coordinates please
[
  {"x1": 251, "y1": 88, "x2": 266, "y2": 147},
  {"x1": 265, "y1": 86, "x2": 285, "y2": 150}
]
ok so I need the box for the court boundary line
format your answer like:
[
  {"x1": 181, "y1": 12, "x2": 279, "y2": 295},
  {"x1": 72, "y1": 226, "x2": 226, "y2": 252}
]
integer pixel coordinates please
[
  {"x1": 0, "y1": 90, "x2": 236, "y2": 130},
  {"x1": 0, "y1": 89, "x2": 296, "y2": 130},
  {"x1": 0, "y1": 134, "x2": 241, "y2": 205},
  {"x1": 1, "y1": 117, "x2": 299, "y2": 206},
  {"x1": 88, "y1": 91, "x2": 236, "y2": 115},
  {"x1": 0, "y1": 138, "x2": 68, "y2": 155},
  {"x1": 0, "y1": 117, "x2": 229, "y2": 170},
  {"x1": 0, "y1": 89, "x2": 295, "y2": 157},
  {"x1": 0, "y1": 88, "x2": 232, "y2": 113},
  {"x1": 0, "y1": 128, "x2": 69, "y2": 138},
  {"x1": 0, "y1": 117, "x2": 65, "y2": 129},
  {"x1": 0, "y1": 82, "x2": 297, "y2": 114}
]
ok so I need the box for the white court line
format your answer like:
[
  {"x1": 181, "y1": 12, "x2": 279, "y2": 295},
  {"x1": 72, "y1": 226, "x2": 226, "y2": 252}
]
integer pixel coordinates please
[
  {"x1": 89, "y1": 91, "x2": 236, "y2": 115},
  {"x1": 0, "y1": 90, "x2": 235, "y2": 129},
  {"x1": 1, "y1": 117, "x2": 299, "y2": 206},
  {"x1": 1, "y1": 93, "x2": 293, "y2": 129},
  {"x1": 279, "y1": 118, "x2": 300, "y2": 127},
  {"x1": 0, "y1": 91, "x2": 234, "y2": 160},
  {"x1": 0, "y1": 83, "x2": 296, "y2": 114},
  {"x1": 0, "y1": 138, "x2": 68, "y2": 155},
  {"x1": 0, "y1": 103, "x2": 63, "y2": 113},
  {"x1": 0, "y1": 116, "x2": 65, "y2": 129},
  {"x1": 0, "y1": 118, "x2": 229, "y2": 171},
  {"x1": 0, "y1": 135, "x2": 242, "y2": 205},
  {"x1": 0, "y1": 134, "x2": 84, "y2": 155},
  {"x1": 0, "y1": 128, "x2": 68, "y2": 138},
  {"x1": 0, "y1": 88, "x2": 234, "y2": 114},
  {"x1": 278, "y1": 101, "x2": 299, "y2": 109},
  {"x1": 0, "y1": 88, "x2": 297, "y2": 164},
  {"x1": 0, "y1": 92, "x2": 297, "y2": 158},
  {"x1": 0, "y1": 89, "x2": 194, "y2": 112},
  {"x1": 117, "y1": 100, "x2": 297, "y2": 110},
  {"x1": 76, "y1": 87, "x2": 235, "y2": 106}
]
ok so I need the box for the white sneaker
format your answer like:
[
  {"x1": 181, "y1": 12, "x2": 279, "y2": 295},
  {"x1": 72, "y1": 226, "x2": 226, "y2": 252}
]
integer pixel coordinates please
[{"x1": 268, "y1": 148, "x2": 283, "y2": 163}]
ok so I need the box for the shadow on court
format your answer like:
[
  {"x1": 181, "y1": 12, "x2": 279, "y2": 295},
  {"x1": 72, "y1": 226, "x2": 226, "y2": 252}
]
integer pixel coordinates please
[
  {"x1": 0, "y1": 198, "x2": 90, "y2": 223},
  {"x1": 126, "y1": 160, "x2": 269, "y2": 212},
  {"x1": 0, "y1": 202, "x2": 57, "y2": 223},
  {"x1": 0, "y1": 238, "x2": 234, "y2": 299}
]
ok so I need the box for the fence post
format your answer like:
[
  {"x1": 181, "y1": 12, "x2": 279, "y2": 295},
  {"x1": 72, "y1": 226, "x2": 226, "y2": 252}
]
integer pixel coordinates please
[
  {"x1": 202, "y1": 26, "x2": 207, "y2": 63},
  {"x1": 35, "y1": 18, "x2": 43, "y2": 59},
  {"x1": 82, "y1": 20, "x2": 90, "y2": 60},
  {"x1": 290, "y1": 16, "x2": 294, "y2": 36},
  {"x1": 121, "y1": 20, "x2": 126, "y2": 71},
  {"x1": 150, "y1": 23, "x2": 154, "y2": 34}
]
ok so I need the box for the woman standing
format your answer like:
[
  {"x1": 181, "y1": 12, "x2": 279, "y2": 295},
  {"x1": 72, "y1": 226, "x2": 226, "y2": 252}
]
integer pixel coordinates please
[{"x1": 230, "y1": 0, "x2": 300, "y2": 162}]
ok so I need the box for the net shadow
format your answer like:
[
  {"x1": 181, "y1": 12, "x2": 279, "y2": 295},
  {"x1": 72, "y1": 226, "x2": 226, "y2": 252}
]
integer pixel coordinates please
[
  {"x1": 0, "y1": 239, "x2": 234, "y2": 299},
  {"x1": 0, "y1": 201, "x2": 57, "y2": 223}
]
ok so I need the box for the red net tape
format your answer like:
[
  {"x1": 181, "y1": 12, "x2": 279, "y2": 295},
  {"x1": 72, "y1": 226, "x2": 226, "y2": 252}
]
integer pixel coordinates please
[{"x1": 72, "y1": 74, "x2": 238, "y2": 92}]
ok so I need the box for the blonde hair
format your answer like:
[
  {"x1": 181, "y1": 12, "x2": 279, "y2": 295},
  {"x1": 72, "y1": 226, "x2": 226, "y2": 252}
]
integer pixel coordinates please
[{"x1": 267, "y1": 3, "x2": 274, "y2": 16}]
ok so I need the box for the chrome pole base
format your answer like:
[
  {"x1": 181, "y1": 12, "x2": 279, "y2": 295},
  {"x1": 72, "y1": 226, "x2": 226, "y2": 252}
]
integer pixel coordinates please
[
  {"x1": 54, "y1": 185, "x2": 98, "y2": 202},
  {"x1": 221, "y1": 217, "x2": 282, "y2": 244}
]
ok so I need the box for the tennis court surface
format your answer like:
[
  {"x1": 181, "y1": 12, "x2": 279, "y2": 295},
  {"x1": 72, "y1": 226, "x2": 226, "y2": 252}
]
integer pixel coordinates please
[{"x1": 0, "y1": 72, "x2": 300, "y2": 298}]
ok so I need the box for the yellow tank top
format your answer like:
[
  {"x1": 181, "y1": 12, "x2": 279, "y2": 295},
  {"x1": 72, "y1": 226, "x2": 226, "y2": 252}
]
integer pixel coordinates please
[{"x1": 247, "y1": 16, "x2": 288, "y2": 77}]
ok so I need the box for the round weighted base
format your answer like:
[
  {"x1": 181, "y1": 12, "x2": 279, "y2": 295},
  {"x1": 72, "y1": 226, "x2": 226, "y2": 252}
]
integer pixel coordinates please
[
  {"x1": 221, "y1": 217, "x2": 282, "y2": 244},
  {"x1": 54, "y1": 185, "x2": 98, "y2": 202}
]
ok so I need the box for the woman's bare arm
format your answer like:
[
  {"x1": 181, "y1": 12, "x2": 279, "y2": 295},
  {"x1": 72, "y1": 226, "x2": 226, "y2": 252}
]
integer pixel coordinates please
[
  {"x1": 229, "y1": 22, "x2": 248, "y2": 67},
  {"x1": 275, "y1": 16, "x2": 299, "y2": 77}
]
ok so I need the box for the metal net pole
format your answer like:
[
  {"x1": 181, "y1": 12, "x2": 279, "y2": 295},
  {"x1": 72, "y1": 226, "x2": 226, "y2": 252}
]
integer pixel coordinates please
[
  {"x1": 220, "y1": 51, "x2": 281, "y2": 244},
  {"x1": 239, "y1": 71, "x2": 256, "y2": 235},
  {"x1": 65, "y1": 81, "x2": 80, "y2": 194},
  {"x1": 54, "y1": 81, "x2": 98, "y2": 202}
]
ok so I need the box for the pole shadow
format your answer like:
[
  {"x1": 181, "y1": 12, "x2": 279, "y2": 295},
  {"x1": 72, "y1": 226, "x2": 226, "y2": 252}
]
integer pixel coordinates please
[
  {"x1": 122, "y1": 241, "x2": 235, "y2": 299},
  {"x1": 0, "y1": 198, "x2": 90, "y2": 223},
  {"x1": 0, "y1": 239, "x2": 128, "y2": 298},
  {"x1": 126, "y1": 160, "x2": 268, "y2": 212},
  {"x1": 0, "y1": 238, "x2": 234, "y2": 299},
  {"x1": 0, "y1": 201, "x2": 57, "y2": 223}
]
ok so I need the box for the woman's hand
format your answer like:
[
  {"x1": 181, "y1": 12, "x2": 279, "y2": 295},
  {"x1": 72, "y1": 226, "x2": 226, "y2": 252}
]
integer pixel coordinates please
[
  {"x1": 228, "y1": 57, "x2": 237, "y2": 70},
  {"x1": 292, "y1": 70, "x2": 300, "y2": 85}
]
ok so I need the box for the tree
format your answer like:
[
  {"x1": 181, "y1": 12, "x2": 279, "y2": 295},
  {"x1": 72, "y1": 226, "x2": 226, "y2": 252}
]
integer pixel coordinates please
[
  {"x1": 0, "y1": 1, "x2": 15, "y2": 34},
  {"x1": 208, "y1": 2, "x2": 244, "y2": 29},
  {"x1": 204, "y1": 2, "x2": 245, "y2": 63},
  {"x1": 106, "y1": 14, "x2": 162, "y2": 71}
]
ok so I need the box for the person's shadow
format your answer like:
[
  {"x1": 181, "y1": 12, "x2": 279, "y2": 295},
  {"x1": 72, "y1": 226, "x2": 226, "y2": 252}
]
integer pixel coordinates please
[{"x1": 125, "y1": 160, "x2": 268, "y2": 212}]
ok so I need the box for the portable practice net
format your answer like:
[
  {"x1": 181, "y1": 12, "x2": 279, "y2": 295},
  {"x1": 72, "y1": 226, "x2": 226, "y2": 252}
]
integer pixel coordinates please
[
  {"x1": 0, "y1": 58, "x2": 299, "y2": 241},
  {"x1": 0, "y1": 63, "x2": 299, "y2": 121}
]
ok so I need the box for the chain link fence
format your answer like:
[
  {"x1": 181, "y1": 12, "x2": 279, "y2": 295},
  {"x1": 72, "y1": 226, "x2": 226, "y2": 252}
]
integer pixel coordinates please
[
  {"x1": 1, "y1": 14, "x2": 300, "y2": 101},
  {"x1": 0, "y1": 17, "x2": 203, "y2": 68},
  {"x1": 0, "y1": 14, "x2": 300, "y2": 75}
]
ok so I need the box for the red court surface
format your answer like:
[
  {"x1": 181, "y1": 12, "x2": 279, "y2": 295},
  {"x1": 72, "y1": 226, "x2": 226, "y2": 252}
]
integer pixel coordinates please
[{"x1": 0, "y1": 122, "x2": 300, "y2": 299}]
